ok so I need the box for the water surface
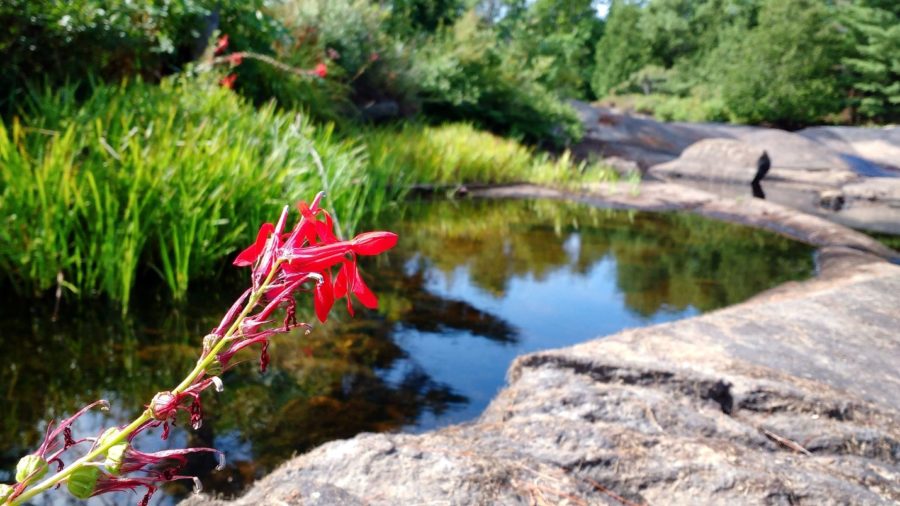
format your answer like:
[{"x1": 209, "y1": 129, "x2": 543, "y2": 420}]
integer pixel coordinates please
[{"x1": 0, "y1": 199, "x2": 814, "y2": 503}]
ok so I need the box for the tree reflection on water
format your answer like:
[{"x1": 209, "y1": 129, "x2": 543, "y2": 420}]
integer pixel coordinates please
[{"x1": 0, "y1": 198, "x2": 813, "y2": 501}]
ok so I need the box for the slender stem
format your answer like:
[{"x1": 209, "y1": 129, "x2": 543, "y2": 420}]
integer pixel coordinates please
[{"x1": 9, "y1": 259, "x2": 285, "y2": 505}]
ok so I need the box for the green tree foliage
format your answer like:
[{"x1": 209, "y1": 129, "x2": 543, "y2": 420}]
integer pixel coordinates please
[
  {"x1": 500, "y1": 0, "x2": 604, "y2": 99},
  {"x1": 840, "y1": 3, "x2": 900, "y2": 122},
  {"x1": 386, "y1": 0, "x2": 469, "y2": 36},
  {"x1": 714, "y1": 0, "x2": 846, "y2": 125},
  {"x1": 412, "y1": 11, "x2": 583, "y2": 145},
  {"x1": 591, "y1": 0, "x2": 649, "y2": 97}
]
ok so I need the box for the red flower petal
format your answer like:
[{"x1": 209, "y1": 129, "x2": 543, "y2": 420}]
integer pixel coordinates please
[
  {"x1": 351, "y1": 231, "x2": 398, "y2": 256},
  {"x1": 334, "y1": 261, "x2": 349, "y2": 299},
  {"x1": 313, "y1": 269, "x2": 334, "y2": 323},
  {"x1": 316, "y1": 211, "x2": 338, "y2": 244},
  {"x1": 351, "y1": 267, "x2": 378, "y2": 309},
  {"x1": 233, "y1": 223, "x2": 274, "y2": 266}
]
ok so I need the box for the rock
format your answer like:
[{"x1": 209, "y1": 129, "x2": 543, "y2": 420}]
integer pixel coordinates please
[
  {"x1": 649, "y1": 134, "x2": 859, "y2": 188},
  {"x1": 733, "y1": 130, "x2": 858, "y2": 186},
  {"x1": 601, "y1": 156, "x2": 642, "y2": 179},
  {"x1": 647, "y1": 138, "x2": 764, "y2": 184},
  {"x1": 798, "y1": 126, "x2": 900, "y2": 173},
  {"x1": 360, "y1": 100, "x2": 400, "y2": 122},
  {"x1": 810, "y1": 178, "x2": 900, "y2": 234},
  {"x1": 187, "y1": 255, "x2": 900, "y2": 506}
]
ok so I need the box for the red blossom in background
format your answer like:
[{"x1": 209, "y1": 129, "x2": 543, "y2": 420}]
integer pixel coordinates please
[
  {"x1": 314, "y1": 63, "x2": 328, "y2": 78},
  {"x1": 220, "y1": 74, "x2": 237, "y2": 89},
  {"x1": 214, "y1": 35, "x2": 229, "y2": 55}
]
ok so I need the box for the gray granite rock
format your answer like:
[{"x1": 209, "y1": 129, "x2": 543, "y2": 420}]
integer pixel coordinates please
[{"x1": 647, "y1": 138, "x2": 764, "y2": 184}]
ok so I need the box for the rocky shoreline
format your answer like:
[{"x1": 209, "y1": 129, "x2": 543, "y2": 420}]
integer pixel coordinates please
[
  {"x1": 571, "y1": 102, "x2": 900, "y2": 235},
  {"x1": 186, "y1": 178, "x2": 899, "y2": 506}
]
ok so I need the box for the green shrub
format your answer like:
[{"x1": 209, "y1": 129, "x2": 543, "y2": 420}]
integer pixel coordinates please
[
  {"x1": 411, "y1": 12, "x2": 583, "y2": 146},
  {"x1": 0, "y1": 76, "x2": 384, "y2": 307}
]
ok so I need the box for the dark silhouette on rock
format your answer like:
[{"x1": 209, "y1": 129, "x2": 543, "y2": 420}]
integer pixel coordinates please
[
  {"x1": 751, "y1": 151, "x2": 771, "y2": 199},
  {"x1": 753, "y1": 151, "x2": 771, "y2": 185}
]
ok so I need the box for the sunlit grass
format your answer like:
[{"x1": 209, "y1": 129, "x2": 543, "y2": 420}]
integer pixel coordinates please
[
  {"x1": 0, "y1": 76, "x2": 393, "y2": 308},
  {"x1": 363, "y1": 122, "x2": 617, "y2": 188}
]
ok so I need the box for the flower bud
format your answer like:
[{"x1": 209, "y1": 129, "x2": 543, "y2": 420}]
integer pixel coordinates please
[
  {"x1": 0, "y1": 484, "x2": 13, "y2": 502},
  {"x1": 15, "y1": 454, "x2": 48, "y2": 483},
  {"x1": 150, "y1": 391, "x2": 176, "y2": 420},
  {"x1": 66, "y1": 466, "x2": 100, "y2": 499},
  {"x1": 97, "y1": 427, "x2": 120, "y2": 447},
  {"x1": 104, "y1": 442, "x2": 129, "y2": 475}
]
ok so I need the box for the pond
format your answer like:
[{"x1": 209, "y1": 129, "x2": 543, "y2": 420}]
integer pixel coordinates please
[{"x1": 0, "y1": 198, "x2": 815, "y2": 504}]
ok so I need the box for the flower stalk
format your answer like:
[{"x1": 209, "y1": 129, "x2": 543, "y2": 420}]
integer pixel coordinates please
[{"x1": 4, "y1": 192, "x2": 397, "y2": 505}]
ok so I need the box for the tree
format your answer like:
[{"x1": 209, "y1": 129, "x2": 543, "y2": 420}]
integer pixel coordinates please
[
  {"x1": 502, "y1": 0, "x2": 604, "y2": 98},
  {"x1": 841, "y1": 4, "x2": 900, "y2": 122},
  {"x1": 715, "y1": 0, "x2": 847, "y2": 126},
  {"x1": 591, "y1": 0, "x2": 650, "y2": 97}
]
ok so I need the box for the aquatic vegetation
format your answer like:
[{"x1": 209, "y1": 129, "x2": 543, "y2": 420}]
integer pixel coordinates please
[{"x1": 0, "y1": 194, "x2": 397, "y2": 505}]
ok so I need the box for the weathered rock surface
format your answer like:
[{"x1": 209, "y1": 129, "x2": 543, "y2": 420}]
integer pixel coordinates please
[
  {"x1": 572, "y1": 102, "x2": 900, "y2": 233},
  {"x1": 185, "y1": 184, "x2": 900, "y2": 506},
  {"x1": 648, "y1": 138, "x2": 764, "y2": 184},
  {"x1": 187, "y1": 250, "x2": 900, "y2": 506},
  {"x1": 798, "y1": 126, "x2": 900, "y2": 173}
]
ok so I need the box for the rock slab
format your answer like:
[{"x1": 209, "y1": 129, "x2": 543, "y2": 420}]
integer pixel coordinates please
[{"x1": 187, "y1": 250, "x2": 900, "y2": 506}]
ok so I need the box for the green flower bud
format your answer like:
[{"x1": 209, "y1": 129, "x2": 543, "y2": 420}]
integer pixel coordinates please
[
  {"x1": 67, "y1": 466, "x2": 100, "y2": 500},
  {"x1": 104, "y1": 442, "x2": 129, "y2": 475},
  {"x1": 97, "y1": 427, "x2": 120, "y2": 447},
  {"x1": 15, "y1": 454, "x2": 48, "y2": 483},
  {"x1": 0, "y1": 484, "x2": 13, "y2": 502}
]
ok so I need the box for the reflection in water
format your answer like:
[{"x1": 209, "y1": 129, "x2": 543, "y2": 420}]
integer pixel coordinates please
[{"x1": 0, "y1": 199, "x2": 814, "y2": 502}]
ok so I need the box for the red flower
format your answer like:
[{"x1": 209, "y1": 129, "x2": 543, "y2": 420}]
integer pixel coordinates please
[
  {"x1": 220, "y1": 74, "x2": 237, "y2": 89},
  {"x1": 351, "y1": 231, "x2": 398, "y2": 255},
  {"x1": 314, "y1": 63, "x2": 328, "y2": 78},
  {"x1": 214, "y1": 34, "x2": 229, "y2": 55},
  {"x1": 228, "y1": 52, "x2": 244, "y2": 66},
  {"x1": 233, "y1": 223, "x2": 274, "y2": 267}
]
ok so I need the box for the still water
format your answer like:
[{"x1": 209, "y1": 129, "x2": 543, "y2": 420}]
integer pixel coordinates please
[{"x1": 0, "y1": 199, "x2": 814, "y2": 504}]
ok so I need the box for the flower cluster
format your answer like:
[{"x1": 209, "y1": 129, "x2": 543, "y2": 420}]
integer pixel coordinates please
[
  {"x1": 2, "y1": 193, "x2": 396, "y2": 505},
  {"x1": 212, "y1": 34, "x2": 329, "y2": 89}
]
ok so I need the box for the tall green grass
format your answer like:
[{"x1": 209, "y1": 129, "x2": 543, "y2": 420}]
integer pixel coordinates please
[
  {"x1": 0, "y1": 79, "x2": 609, "y2": 309},
  {"x1": 0, "y1": 76, "x2": 393, "y2": 308},
  {"x1": 363, "y1": 123, "x2": 616, "y2": 188}
]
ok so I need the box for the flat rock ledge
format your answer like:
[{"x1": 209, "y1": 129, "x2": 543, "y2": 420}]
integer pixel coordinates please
[
  {"x1": 473, "y1": 182, "x2": 898, "y2": 262},
  {"x1": 186, "y1": 186, "x2": 900, "y2": 506}
]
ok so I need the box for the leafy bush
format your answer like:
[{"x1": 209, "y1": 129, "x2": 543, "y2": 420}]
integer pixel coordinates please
[
  {"x1": 0, "y1": 76, "x2": 383, "y2": 307},
  {"x1": 411, "y1": 12, "x2": 582, "y2": 146},
  {"x1": 241, "y1": 0, "x2": 417, "y2": 119},
  {"x1": 0, "y1": 0, "x2": 282, "y2": 111}
]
